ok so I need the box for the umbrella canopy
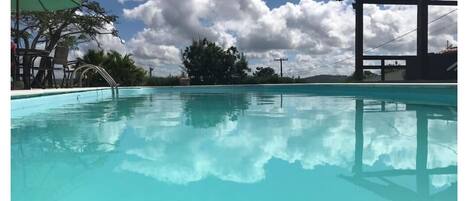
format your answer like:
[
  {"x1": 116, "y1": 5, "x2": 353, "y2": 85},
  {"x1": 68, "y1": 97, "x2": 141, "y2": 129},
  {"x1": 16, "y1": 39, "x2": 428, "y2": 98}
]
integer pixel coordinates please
[
  {"x1": 11, "y1": 0, "x2": 83, "y2": 90},
  {"x1": 11, "y1": 0, "x2": 82, "y2": 44},
  {"x1": 11, "y1": 0, "x2": 81, "y2": 12}
]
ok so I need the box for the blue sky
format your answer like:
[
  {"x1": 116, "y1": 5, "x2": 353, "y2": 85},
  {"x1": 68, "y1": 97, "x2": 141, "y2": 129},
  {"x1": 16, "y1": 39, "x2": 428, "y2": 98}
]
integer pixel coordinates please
[
  {"x1": 79, "y1": 0, "x2": 456, "y2": 77},
  {"x1": 95, "y1": 0, "x2": 144, "y2": 40}
]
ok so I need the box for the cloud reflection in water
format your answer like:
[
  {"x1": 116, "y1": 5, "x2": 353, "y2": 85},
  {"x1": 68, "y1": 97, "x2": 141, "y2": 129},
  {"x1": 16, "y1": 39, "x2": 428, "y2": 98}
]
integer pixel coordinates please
[{"x1": 110, "y1": 93, "x2": 457, "y2": 188}]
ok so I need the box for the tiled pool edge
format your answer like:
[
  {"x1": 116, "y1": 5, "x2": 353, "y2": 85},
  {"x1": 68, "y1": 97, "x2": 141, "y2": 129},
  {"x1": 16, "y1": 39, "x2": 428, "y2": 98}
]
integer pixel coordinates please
[
  {"x1": 121, "y1": 83, "x2": 457, "y2": 90},
  {"x1": 11, "y1": 83, "x2": 457, "y2": 99}
]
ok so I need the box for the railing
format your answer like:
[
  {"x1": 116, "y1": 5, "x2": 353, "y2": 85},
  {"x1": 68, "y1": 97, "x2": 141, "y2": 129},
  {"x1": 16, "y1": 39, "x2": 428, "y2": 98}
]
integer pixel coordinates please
[
  {"x1": 362, "y1": 55, "x2": 416, "y2": 81},
  {"x1": 68, "y1": 64, "x2": 119, "y2": 95}
]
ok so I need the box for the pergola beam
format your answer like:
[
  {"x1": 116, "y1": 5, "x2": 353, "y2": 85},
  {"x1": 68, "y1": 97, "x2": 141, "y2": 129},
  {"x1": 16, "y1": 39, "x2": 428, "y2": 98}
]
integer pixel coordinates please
[
  {"x1": 363, "y1": 65, "x2": 407, "y2": 69},
  {"x1": 363, "y1": 55, "x2": 415, "y2": 60},
  {"x1": 362, "y1": 0, "x2": 457, "y2": 6}
]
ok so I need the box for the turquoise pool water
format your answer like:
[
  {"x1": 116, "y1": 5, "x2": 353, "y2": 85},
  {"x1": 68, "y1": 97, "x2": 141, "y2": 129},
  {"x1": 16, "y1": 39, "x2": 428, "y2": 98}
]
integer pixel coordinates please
[{"x1": 11, "y1": 85, "x2": 457, "y2": 201}]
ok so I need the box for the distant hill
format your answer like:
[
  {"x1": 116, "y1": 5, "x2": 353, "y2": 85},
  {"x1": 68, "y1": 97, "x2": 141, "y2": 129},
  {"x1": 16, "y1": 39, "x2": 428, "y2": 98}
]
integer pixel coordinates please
[{"x1": 300, "y1": 75, "x2": 349, "y2": 83}]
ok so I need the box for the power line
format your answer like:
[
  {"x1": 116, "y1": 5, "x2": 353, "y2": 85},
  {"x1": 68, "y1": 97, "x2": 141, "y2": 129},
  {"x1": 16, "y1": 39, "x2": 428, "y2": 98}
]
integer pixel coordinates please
[
  {"x1": 429, "y1": 9, "x2": 457, "y2": 24},
  {"x1": 332, "y1": 9, "x2": 457, "y2": 65},
  {"x1": 429, "y1": 21, "x2": 457, "y2": 36}
]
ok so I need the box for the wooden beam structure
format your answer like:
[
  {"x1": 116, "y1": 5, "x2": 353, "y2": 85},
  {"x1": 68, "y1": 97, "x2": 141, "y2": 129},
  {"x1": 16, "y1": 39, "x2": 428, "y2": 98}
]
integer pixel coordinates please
[
  {"x1": 355, "y1": 0, "x2": 364, "y2": 80},
  {"x1": 362, "y1": 0, "x2": 457, "y2": 6},
  {"x1": 417, "y1": 0, "x2": 429, "y2": 79},
  {"x1": 354, "y1": 0, "x2": 457, "y2": 81},
  {"x1": 363, "y1": 65, "x2": 406, "y2": 70},
  {"x1": 363, "y1": 55, "x2": 415, "y2": 60}
]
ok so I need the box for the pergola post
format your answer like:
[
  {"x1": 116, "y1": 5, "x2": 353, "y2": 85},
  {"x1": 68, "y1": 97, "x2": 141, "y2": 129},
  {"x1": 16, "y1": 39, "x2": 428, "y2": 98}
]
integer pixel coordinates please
[
  {"x1": 355, "y1": 0, "x2": 364, "y2": 80},
  {"x1": 417, "y1": 0, "x2": 429, "y2": 80}
]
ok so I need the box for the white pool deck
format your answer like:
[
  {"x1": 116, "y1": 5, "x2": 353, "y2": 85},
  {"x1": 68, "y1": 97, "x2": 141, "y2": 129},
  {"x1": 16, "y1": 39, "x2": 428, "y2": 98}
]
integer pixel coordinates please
[{"x1": 11, "y1": 87, "x2": 110, "y2": 99}]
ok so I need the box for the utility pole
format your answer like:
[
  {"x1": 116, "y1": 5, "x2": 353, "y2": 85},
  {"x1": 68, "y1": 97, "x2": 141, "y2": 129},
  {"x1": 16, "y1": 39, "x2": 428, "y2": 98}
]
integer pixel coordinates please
[
  {"x1": 149, "y1": 67, "x2": 154, "y2": 78},
  {"x1": 274, "y1": 58, "x2": 288, "y2": 77}
]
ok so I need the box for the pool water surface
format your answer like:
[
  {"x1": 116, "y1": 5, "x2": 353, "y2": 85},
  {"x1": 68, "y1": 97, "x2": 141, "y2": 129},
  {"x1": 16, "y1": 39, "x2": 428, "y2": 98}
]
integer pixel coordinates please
[{"x1": 11, "y1": 85, "x2": 457, "y2": 201}]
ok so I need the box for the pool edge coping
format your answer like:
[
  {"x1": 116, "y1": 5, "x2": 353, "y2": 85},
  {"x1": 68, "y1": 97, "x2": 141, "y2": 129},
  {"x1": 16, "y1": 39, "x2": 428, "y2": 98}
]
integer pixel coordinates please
[
  {"x1": 11, "y1": 83, "x2": 457, "y2": 99},
  {"x1": 11, "y1": 87, "x2": 111, "y2": 99}
]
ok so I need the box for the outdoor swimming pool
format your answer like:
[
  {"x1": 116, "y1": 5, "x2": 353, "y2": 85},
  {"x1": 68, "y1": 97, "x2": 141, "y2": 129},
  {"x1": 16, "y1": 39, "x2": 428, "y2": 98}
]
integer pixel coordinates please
[{"x1": 11, "y1": 84, "x2": 457, "y2": 201}]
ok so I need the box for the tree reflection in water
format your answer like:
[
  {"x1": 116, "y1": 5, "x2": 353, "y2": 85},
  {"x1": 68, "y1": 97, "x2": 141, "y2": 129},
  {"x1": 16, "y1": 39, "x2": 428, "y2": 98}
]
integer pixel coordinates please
[
  {"x1": 11, "y1": 95, "x2": 148, "y2": 200},
  {"x1": 182, "y1": 93, "x2": 250, "y2": 128}
]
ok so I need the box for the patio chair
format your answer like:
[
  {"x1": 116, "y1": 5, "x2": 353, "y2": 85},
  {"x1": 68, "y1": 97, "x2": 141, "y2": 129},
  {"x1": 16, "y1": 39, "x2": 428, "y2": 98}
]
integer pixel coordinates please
[
  {"x1": 50, "y1": 46, "x2": 79, "y2": 88},
  {"x1": 17, "y1": 48, "x2": 51, "y2": 89},
  {"x1": 30, "y1": 46, "x2": 78, "y2": 88}
]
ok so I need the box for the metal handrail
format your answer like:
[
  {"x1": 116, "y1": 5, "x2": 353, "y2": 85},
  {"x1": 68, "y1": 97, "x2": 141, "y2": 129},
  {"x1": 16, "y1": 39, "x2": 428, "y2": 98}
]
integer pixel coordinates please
[
  {"x1": 79, "y1": 66, "x2": 115, "y2": 86},
  {"x1": 69, "y1": 64, "x2": 119, "y2": 94}
]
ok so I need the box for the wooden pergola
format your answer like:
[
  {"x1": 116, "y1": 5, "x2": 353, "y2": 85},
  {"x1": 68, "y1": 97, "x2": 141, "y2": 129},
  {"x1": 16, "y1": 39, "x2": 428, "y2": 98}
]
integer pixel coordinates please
[{"x1": 353, "y1": 0, "x2": 457, "y2": 80}]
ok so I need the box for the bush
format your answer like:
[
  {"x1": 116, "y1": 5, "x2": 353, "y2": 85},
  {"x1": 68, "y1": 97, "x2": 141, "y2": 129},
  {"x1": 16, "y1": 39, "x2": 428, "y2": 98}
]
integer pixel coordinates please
[
  {"x1": 80, "y1": 50, "x2": 146, "y2": 86},
  {"x1": 239, "y1": 75, "x2": 302, "y2": 84},
  {"x1": 145, "y1": 76, "x2": 181, "y2": 86}
]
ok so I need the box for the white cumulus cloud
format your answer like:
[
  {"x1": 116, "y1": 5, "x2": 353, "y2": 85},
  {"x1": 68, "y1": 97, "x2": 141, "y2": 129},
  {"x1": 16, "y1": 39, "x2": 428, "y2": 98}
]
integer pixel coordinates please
[{"x1": 79, "y1": 0, "x2": 457, "y2": 77}]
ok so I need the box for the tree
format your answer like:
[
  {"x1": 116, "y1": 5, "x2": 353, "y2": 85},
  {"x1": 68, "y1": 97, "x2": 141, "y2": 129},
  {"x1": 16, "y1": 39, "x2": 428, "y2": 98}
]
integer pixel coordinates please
[
  {"x1": 13, "y1": 0, "x2": 119, "y2": 87},
  {"x1": 181, "y1": 38, "x2": 250, "y2": 85},
  {"x1": 13, "y1": 0, "x2": 118, "y2": 51},
  {"x1": 80, "y1": 50, "x2": 146, "y2": 86},
  {"x1": 253, "y1": 67, "x2": 277, "y2": 78}
]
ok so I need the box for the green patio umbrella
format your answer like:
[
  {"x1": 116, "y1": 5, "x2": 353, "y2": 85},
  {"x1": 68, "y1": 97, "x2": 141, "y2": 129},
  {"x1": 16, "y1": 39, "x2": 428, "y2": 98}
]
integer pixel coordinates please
[
  {"x1": 11, "y1": 0, "x2": 82, "y2": 44},
  {"x1": 11, "y1": 0, "x2": 81, "y2": 12}
]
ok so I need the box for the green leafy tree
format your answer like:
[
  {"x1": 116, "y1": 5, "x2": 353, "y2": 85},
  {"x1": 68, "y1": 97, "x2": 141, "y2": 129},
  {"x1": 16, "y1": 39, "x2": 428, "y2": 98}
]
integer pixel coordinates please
[
  {"x1": 181, "y1": 38, "x2": 250, "y2": 85},
  {"x1": 13, "y1": 0, "x2": 118, "y2": 51},
  {"x1": 183, "y1": 93, "x2": 249, "y2": 128},
  {"x1": 253, "y1": 67, "x2": 277, "y2": 78},
  {"x1": 80, "y1": 50, "x2": 146, "y2": 86},
  {"x1": 13, "y1": 0, "x2": 119, "y2": 87}
]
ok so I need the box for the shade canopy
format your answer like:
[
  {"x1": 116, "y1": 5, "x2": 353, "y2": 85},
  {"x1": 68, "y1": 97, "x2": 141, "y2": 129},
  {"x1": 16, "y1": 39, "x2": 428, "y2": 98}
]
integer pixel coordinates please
[{"x1": 11, "y1": 0, "x2": 81, "y2": 12}]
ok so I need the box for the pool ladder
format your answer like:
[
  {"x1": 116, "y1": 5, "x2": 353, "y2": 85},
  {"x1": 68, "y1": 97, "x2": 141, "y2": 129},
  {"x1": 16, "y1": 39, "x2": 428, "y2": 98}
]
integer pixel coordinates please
[{"x1": 69, "y1": 64, "x2": 119, "y2": 95}]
